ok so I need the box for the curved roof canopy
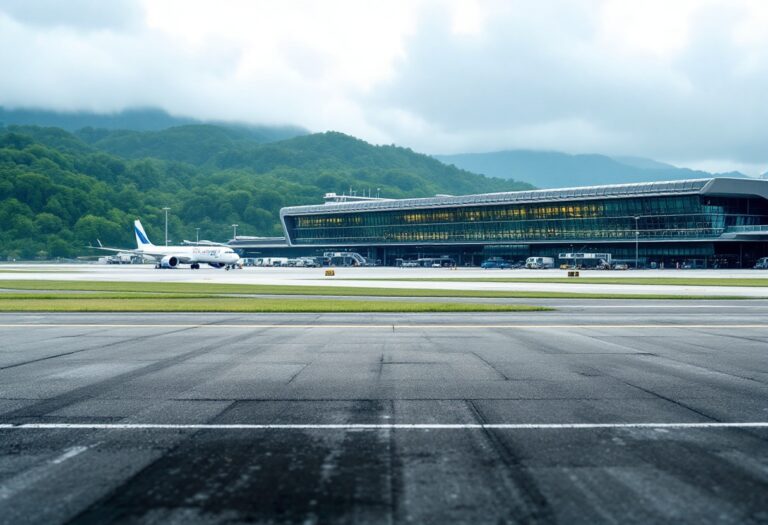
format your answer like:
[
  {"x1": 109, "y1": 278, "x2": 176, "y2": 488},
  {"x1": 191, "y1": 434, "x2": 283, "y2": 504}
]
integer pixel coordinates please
[{"x1": 282, "y1": 178, "x2": 768, "y2": 217}]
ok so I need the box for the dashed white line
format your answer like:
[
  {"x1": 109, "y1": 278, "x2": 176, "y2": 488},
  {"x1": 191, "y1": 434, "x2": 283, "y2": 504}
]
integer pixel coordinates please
[
  {"x1": 50, "y1": 445, "x2": 90, "y2": 464},
  {"x1": 0, "y1": 444, "x2": 94, "y2": 501},
  {"x1": 1, "y1": 422, "x2": 767, "y2": 430}
]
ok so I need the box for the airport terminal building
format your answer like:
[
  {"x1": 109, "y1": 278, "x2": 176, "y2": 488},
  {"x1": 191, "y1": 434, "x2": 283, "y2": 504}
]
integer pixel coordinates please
[{"x1": 235, "y1": 178, "x2": 768, "y2": 268}]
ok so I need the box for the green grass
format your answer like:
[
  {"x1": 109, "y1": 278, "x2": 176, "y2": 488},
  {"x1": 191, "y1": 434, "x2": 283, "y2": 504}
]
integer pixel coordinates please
[
  {"x1": 0, "y1": 296, "x2": 549, "y2": 313},
  {"x1": 0, "y1": 279, "x2": 757, "y2": 300},
  {"x1": 0, "y1": 284, "x2": 553, "y2": 312},
  {"x1": 0, "y1": 293, "x2": 221, "y2": 300},
  {"x1": 350, "y1": 277, "x2": 768, "y2": 287}
]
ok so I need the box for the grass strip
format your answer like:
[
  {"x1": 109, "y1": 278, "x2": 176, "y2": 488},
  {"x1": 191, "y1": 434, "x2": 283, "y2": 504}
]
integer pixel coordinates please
[
  {"x1": 0, "y1": 280, "x2": 756, "y2": 300},
  {"x1": 0, "y1": 293, "x2": 221, "y2": 300},
  {"x1": 0, "y1": 297, "x2": 550, "y2": 313}
]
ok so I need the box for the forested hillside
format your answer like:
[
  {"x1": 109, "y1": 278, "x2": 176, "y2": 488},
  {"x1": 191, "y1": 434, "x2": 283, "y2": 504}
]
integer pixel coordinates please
[{"x1": 0, "y1": 125, "x2": 532, "y2": 260}]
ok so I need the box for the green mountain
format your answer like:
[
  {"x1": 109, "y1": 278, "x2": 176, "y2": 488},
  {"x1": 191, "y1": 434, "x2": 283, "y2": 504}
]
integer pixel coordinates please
[
  {"x1": 0, "y1": 126, "x2": 532, "y2": 260},
  {"x1": 435, "y1": 150, "x2": 746, "y2": 188},
  {"x1": 75, "y1": 125, "x2": 299, "y2": 165}
]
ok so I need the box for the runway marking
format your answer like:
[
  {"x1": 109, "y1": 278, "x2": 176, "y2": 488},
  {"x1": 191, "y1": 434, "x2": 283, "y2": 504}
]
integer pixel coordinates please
[
  {"x1": 0, "y1": 443, "x2": 95, "y2": 500},
  {"x1": 50, "y1": 445, "x2": 90, "y2": 464},
  {"x1": 1, "y1": 422, "x2": 767, "y2": 430},
  {"x1": 0, "y1": 324, "x2": 766, "y2": 329}
]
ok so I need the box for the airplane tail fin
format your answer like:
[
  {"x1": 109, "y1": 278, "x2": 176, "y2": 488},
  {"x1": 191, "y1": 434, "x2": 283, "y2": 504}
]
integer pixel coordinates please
[{"x1": 134, "y1": 220, "x2": 154, "y2": 248}]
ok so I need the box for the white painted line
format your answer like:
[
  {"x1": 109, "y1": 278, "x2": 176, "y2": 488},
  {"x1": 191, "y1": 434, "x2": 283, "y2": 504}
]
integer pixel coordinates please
[
  {"x1": 50, "y1": 445, "x2": 90, "y2": 464},
  {"x1": 0, "y1": 324, "x2": 766, "y2": 329},
  {"x1": 0, "y1": 422, "x2": 767, "y2": 430}
]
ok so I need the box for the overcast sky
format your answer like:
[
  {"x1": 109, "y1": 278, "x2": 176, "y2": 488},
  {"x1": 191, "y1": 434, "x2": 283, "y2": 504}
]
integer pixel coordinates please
[{"x1": 0, "y1": 0, "x2": 766, "y2": 174}]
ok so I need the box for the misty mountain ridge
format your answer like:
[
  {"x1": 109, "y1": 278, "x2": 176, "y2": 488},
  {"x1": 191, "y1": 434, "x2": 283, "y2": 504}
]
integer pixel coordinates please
[
  {"x1": 0, "y1": 106, "x2": 307, "y2": 143},
  {"x1": 3, "y1": 106, "x2": 757, "y2": 189},
  {"x1": 610, "y1": 156, "x2": 677, "y2": 171},
  {"x1": 435, "y1": 150, "x2": 750, "y2": 189}
]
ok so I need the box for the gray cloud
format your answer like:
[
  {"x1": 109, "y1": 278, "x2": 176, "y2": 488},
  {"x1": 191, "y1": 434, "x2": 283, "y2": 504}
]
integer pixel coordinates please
[
  {"x1": 369, "y1": 2, "x2": 768, "y2": 171},
  {"x1": 0, "y1": 1, "x2": 765, "y2": 173}
]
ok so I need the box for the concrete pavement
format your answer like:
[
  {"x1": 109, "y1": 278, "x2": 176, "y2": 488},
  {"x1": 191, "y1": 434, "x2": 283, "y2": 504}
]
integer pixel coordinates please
[{"x1": 0, "y1": 307, "x2": 767, "y2": 523}]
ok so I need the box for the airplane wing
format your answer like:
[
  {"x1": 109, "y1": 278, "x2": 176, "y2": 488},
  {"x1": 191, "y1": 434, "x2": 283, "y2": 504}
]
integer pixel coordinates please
[
  {"x1": 137, "y1": 248, "x2": 193, "y2": 264},
  {"x1": 86, "y1": 245, "x2": 156, "y2": 263},
  {"x1": 86, "y1": 245, "x2": 139, "y2": 254},
  {"x1": 182, "y1": 240, "x2": 229, "y2": 247}
]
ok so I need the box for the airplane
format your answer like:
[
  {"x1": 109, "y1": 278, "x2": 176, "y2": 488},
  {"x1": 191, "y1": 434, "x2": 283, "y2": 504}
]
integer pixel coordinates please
[{"x1": 91, "y1": 220, "x2": 243, "y2": 270}]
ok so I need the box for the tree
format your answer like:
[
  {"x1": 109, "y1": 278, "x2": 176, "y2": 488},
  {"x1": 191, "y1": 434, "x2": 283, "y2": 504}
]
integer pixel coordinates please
[
  {"x1": 35, "y1": 212, "x2": 63, "y2": 234},
  {"x1": 243, "y1": 206, "x2": 276, "y2": 234},
  {"x1": 74, "y1": 215, "x2": 123, "y2": 246},
  {"x1": 228, "y1": 190, "x2": 252, "y2": 216},
  {"x1": 48, "y1": 238, "x2": 72, "y2": 258}
]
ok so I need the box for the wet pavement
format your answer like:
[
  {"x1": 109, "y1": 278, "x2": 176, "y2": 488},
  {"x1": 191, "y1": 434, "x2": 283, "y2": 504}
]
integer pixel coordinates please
[{"x1": 1, "y1": 308, "x2": 767, "y2": 524}]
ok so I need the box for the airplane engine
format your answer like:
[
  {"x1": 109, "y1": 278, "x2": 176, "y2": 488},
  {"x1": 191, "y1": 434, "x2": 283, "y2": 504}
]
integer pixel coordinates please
[
  {"x1": 160, "y1": 255, "x2": 179, "y2": 269},
  {"x1": 208, "y1": 262, "x2": 226, "y2": 268}
]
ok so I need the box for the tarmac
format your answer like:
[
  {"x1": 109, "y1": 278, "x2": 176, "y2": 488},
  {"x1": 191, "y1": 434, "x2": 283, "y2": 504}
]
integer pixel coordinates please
[
  {"x1": 2, "y1": 263, "x2": 768, "y2": 297},
  {"x1": 1, "y1": 306, "x2": 767, "y2": 523}
]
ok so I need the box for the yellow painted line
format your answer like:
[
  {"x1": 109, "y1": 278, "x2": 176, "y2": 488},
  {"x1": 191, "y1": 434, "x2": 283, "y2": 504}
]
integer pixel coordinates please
[{"x1": 0, "y1": 324, "x2": 766, "y2": 329}]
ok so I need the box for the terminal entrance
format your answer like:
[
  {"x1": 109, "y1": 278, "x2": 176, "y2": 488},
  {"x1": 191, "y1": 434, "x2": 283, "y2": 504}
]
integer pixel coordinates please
[{"x1": 237, "y1": 241, "x2": 768, "y2": 268}]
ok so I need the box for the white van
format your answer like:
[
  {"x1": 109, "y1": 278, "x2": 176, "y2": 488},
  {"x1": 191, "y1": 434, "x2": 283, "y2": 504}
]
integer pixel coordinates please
[
  {"x1": 525, "y1": 257, "x2": 555, "y2": 269},
  {"x1": 255, "y1": 257, "x2": 289, "y2": 267}
]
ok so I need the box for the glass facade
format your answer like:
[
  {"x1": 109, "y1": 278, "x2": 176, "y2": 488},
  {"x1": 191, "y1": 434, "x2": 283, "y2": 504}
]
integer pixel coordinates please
[{"x1": 284, "y1": 195, "x2": 768, "y2": 246}]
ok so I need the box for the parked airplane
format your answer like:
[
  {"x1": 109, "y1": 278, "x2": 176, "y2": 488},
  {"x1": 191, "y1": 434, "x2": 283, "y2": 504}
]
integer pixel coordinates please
[{"x1": 92, "y1": 220, "x2": 243, "y2": 270}]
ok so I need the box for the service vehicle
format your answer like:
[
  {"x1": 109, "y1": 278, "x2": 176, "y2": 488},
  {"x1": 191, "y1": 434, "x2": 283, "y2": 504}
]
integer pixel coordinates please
[
  {"x1": 525, "y1": 257, "x2": 555, "y2": 269},
  {"x1": 481, "y1": 258, "x2": 512, "y2": 269}
]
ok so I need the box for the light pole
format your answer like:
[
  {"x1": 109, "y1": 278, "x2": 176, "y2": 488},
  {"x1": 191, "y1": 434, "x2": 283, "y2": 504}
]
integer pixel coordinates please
[
  {"x1": 162, "y1": 207, "x2": 171, "y2": 246},
  {"x1": 232, "y1": 224, "x2": 238, "y2": 240},
  {"x1": 195, "y1": 228, "x2": 200, "y2": 243},
  {"x1": 634, "y1": 216, "x2": 640, "y2": 269}
]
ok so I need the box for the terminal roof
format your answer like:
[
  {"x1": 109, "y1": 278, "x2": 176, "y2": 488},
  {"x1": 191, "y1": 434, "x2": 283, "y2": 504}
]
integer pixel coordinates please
[{"x1": 282, "y1": 178, "x2": 768, "y2": 216}]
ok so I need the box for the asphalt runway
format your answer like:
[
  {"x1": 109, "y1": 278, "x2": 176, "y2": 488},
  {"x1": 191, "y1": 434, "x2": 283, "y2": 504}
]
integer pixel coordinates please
[{"x1": 1, "y1": 306, "x2": 767, "y2": 524}]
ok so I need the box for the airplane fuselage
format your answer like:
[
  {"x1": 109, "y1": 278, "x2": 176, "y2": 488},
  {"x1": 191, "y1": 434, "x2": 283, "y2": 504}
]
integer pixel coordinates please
[{"x1": 140, "y1": 245, "x2": 241, "y2": 269}]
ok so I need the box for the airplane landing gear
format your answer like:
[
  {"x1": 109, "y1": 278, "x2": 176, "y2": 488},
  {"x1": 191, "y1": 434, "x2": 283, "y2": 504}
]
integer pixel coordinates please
[{"x1": 191, "y1": 263, "x2": 200, "y2": 270}]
